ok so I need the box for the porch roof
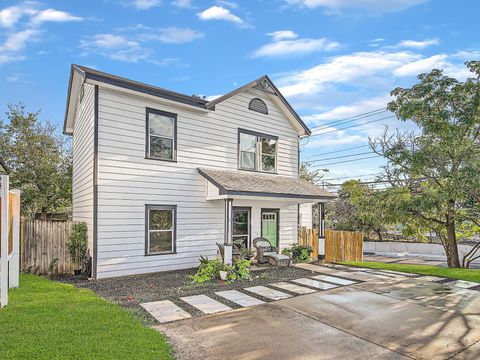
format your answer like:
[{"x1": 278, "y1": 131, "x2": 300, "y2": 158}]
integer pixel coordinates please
[{"x1": 198, "y1": 168, "x2": 336, "y2": 201}]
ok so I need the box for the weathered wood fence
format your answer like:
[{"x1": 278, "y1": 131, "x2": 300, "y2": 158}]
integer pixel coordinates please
[
  {"x1": 298, "y1": 226, "x2": 319, "y2": 259},
  {"x1": 325, "y1": 229, "x2": 363, "y2": 262},
  {"x1": 20, "y1": 219, "x2": 78, "y2": 275}
]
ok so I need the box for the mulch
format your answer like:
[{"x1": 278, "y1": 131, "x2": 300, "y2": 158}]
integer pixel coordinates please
[{"x1": 54, "y1": 265, "x2": 316, "y2": 325}]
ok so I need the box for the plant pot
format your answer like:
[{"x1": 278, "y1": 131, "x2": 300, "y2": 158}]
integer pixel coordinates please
[{"x1": 219, "y1": 270, "x2": 228, "y2": 281}]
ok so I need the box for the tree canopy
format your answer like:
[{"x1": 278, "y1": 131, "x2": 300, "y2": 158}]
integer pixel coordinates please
[
  {"x1": 370, "y1": 61, "x2": 480, "y2": 268},
  {"x1": 0, "y1": 103, "x2": 72, "y2": 218}
]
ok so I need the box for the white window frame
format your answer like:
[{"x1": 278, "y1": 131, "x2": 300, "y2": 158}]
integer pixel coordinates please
[
  {"x1": 238, "y1": 128, "x2": 278, "y2": 173},
  {"x1": 145, "y1": 205, "x2": 177, "y2": 255},
  {"x1": 146, "y1": 108, "x2": 177, "y2": 162}
]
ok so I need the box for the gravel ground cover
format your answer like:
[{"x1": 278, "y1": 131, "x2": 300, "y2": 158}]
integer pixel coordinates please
[{"x1": 56, "y1": 265, "x2": 316, "y2": 325}]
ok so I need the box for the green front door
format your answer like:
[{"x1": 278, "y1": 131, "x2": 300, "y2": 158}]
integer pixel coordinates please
[{"x1": 261, "y1": 211, "x2": 278, "y2": 247}]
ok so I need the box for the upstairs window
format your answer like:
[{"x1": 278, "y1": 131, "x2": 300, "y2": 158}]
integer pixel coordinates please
[
  {"x1": 249, "y1": 98, "x2": 268, "y2": 115},
  {"x1": 238, "y1": 129, "x2": 278, "y2": 173},
  {"x1": 146, "y1": 108, "x2": 176, "y2": 161}
]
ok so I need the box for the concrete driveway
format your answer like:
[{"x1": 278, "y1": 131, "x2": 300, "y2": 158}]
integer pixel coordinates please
[{"x1": 156, "y1": 266, "x2": 480, "y2": 360}]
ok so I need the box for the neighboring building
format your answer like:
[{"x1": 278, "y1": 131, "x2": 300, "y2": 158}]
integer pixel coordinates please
[{"x1": 64, "y1": 65, "x2": 335, "y2": 279}]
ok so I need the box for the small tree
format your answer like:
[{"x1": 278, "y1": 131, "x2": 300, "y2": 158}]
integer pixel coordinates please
[
  {"x1": 67, "y1": 222, "x2": 88, "y2": 268},
  {"x1": 371, "y1": 61, "x2": 480, "y2": 268}
]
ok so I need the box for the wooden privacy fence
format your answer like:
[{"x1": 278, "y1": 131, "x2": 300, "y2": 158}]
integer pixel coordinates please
[
  {"x1": 298, "y1": 226, "x2": 319, "y2": 259},
  {"x1": 325, "y1": 229, "x2": 363, "y2": 263},
  {"x1": 20, "y1": 219, "x2": 79, "y2": 275}
]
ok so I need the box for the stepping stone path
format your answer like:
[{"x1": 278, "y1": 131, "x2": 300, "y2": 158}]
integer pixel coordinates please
[
  {"x1": 215, "y1": 290, "x2": 265, "y2": 307},
  {"x1": 311, "y1": 274, "x2": 357, "y2": 286},
  {"x1": 141, "y1": 264, "x2": 422, "y2": 324},
  {"x1": 244, "y1": 286, "x2": 293, "y2": 300},
  {"x1": 141, "y1": 300, "x2": 191, "y2": 323},
  {"x1": 377, "y1": 270, "x2": 418, "y2": 277},
  {"x1": 292, "y1": 278, "x2": 339, "y2": 290},
  {"x1": 270, "y1": 281, "x2": 317, "y2": 294},
  {"x1": 181, "y1": 294, "x2": 232, "y2": 314},
  {"x1": 445, "y1": 280, "x2": 479, "y2": 289}
]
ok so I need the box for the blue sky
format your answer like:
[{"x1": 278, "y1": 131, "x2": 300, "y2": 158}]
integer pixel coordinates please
[{"x1": 1, "y1": 0, "x2": 479, "y2": 184}]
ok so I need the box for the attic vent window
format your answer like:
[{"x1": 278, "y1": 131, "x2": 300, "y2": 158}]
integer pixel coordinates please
[{"x1": 248, "y1": 98, "x2": 268, "y2": 115}]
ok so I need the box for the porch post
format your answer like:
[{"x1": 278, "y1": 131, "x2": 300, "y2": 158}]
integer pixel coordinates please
[
  {"x1": 9, "y1": 189, "x2": 20, "y2": 288},
  {"x1": 1, "y1": 174, "x2": 9, "y2": 307},
  {"x1": 224, "y1": 198, "x2": 233, "y2": 265},
  {"x1": 318, "y1": 202, "x2": 326, "y2": 258}
]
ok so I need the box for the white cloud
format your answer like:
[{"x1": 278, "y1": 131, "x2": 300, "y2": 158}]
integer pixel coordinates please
[
  {"x1": 0, "y1": 53, "x2": 25, "y2": 65},
  {"x1": 278, "y1": 51, "x2": 419, "y2": 97},
  {"x1": 393, "y1": 54, "x2": 448, "y2": 77},
  {"x1": 30, "y1": 8, "x2": 82, "y2": 25},
  {"x1": 140, "y1": 27, "x2": 204, "y2": 43},
  {"x1": 286, "y1": 0, "x2": 427, "y2": 13},
  {"x1": 394, "y1": 38, "x2": 439, "y2": 49},
  {"x1": 267, "y1": 30, "x2": 298, "y2": 41},
  {"x1": 0, "y1": 2, "x2": 37, "y2": 28},
  {"x1": 304, "y1": 95, "x2": 390, "y2": 123},
  {"x1": 128, "y1": 0, "x2": 162, "y2": 9},
  {"x1": 80, "y1": 34, "x2": 147, "y2": 62},
  {"x1": 0, "y1": 29, "x2": 40, "y2": 52},
  {"x1": 197, "y1": 6, "x2": 244, "y2": 24},
  {"x1": 251, "y1": 32, "x2": 340, "y2": 58},
  {"x1": 172, "y1": 0, "x2": 194, "y2": 8}
]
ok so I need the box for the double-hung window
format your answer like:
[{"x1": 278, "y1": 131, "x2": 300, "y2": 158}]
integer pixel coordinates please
[
  {"x1": 238, "y1": 129, "x2": 278, "y2": 173},
  {"x1": 146, "y1": 205, "x2": 176, "y2": 255},
  {"x1": 146, "y1": 108, "x2": 176, "y2": 161}
]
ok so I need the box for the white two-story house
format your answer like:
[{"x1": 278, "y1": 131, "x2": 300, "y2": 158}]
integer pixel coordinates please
[{"x1": 64, "y1": 65, "x2": 335, "y2": 279}]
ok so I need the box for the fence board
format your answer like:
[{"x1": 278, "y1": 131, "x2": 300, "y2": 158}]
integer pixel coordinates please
[
  {"x1": 19, "y1": 219, "x2": 78, "y2": 275},
  {"x1": 324, "y1": 229, "x2": 363, "y2": 263}
]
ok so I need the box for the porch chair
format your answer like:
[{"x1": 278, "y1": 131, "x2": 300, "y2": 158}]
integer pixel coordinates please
[{"x1": 252, "y1": 237, "x2": 290, "y2": 267}]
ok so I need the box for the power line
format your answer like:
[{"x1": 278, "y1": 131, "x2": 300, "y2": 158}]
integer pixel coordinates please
[
  {"x1": 310, "y1": 155, "x2": 381, "y2": 167},
  {"x1": 309, "y1": 108, "x2": 387, "y2": 131},
  {"x1": 302, "y1": 151, "x2": 375, "y2": 163},
  {"x1": 305, "y1": 145, "x2": 371, "y2": 159},
  {"x1": 321, "y1": 172, "x2": 383, "y2": 181},
  {"x1": 309, "y1": 115, "x2": 396, "y2": 137}
]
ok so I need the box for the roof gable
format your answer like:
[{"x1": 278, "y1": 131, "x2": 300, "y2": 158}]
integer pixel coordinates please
[{"x1": 206, "y1": 76, "x2": 311, "y2": 136}]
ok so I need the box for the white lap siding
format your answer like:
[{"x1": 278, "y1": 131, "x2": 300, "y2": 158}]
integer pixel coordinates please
[
  {"x1": 72, "y1": 83, "x2": 95, "y2": 253},
  {"x1": 96, "y1": 86, "x2": 300, "y2": 278}
]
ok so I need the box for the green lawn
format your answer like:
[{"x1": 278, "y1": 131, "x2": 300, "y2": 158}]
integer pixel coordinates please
[
  {"x1": 340, "y1": 261, "x2": 480, "y2": 283},
  {"x1": 0, "y1": 275, "x2": 173, "y2": 360}
]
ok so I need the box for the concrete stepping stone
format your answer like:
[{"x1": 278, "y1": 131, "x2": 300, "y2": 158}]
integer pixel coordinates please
[
  {"x1": 377, "y1": 270, "x2": 418, "y2": 277},
  {"x1": 311, "y1": 274, "x2": 356, "y2": 285},
  {"x1": 215, "y1": 290, "x2": 265, "y2": 307},
  {"x1": 418, "y1": 276, "x2": 447, "y2": 282},
  {"x1": 244, "y1": 286, "x2": 293, "y2": 300},
  {"x1": 141, "y1": 300, "x2": 191, "y2": 323},
  {"x1": 445, "y1": 280, "x2": 479, "y2": 289},
  {"x1": 270, "y1": 281, "x2": 317, "y2": 295},
  {"x1": 180, "y1": 294, "x2": 232, "y2": 314},
  {"x1": 292, "y1": 278, "x2": 339, "y2": 290}
]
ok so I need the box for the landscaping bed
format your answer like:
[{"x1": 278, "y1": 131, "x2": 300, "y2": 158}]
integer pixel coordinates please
[
  {"x1": 0, "y1": 274, "x2": 172, "y2": 360},
  {"x1": 60, "y1": 265, "x2": 316, "y2": 324}
]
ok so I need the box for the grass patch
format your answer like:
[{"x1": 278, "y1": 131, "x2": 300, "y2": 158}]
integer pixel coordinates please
[
  {"x1": 340, "y1": 261, "x2": 480, "y2": 283},
  {"x1": 0, "y1": 274, "x2": 173, "y2": 360}
]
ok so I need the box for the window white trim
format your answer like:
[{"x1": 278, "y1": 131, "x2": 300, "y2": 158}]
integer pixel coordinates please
[{"x1": 145, "y1": 205, "x2": 177, "y2": 255}]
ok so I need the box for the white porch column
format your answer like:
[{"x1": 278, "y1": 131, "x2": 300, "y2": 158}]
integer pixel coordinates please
[
  {"x1": 9, "y1": 189, "x2": 20, "y2": 288},
  {"x1": 224, "y1": 198, "x2": 233, "y2": 265},
  {"x1": 318, "y1": 202, "x2": 326, "y2": 258},
  {"x1": 1, "y1": 174, "x2": 9, "y2": 307}
]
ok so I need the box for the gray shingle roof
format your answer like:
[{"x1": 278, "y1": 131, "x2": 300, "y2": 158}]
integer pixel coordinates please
[{"x1": 198, "y1": 168, "x2": 335, "y2": 200}]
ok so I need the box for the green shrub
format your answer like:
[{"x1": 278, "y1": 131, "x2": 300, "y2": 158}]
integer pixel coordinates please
[
  {"x1": 67, "y1": 222, "x2": 88, "y2": 265},
  {"x1": 283, "y1": 244, "x2": 312, "y2": 263},
  {"x1": 190, "y1": 257, "x2": 252, "y2": 284}
]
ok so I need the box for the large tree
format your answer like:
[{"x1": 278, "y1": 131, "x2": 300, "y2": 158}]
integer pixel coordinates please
[
  {"x1": 371, "y1": 61, "x2": 480, "y2": 268},
  {"x1": 0, "y1": 103, "x2": 72, "y2": 218}
]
